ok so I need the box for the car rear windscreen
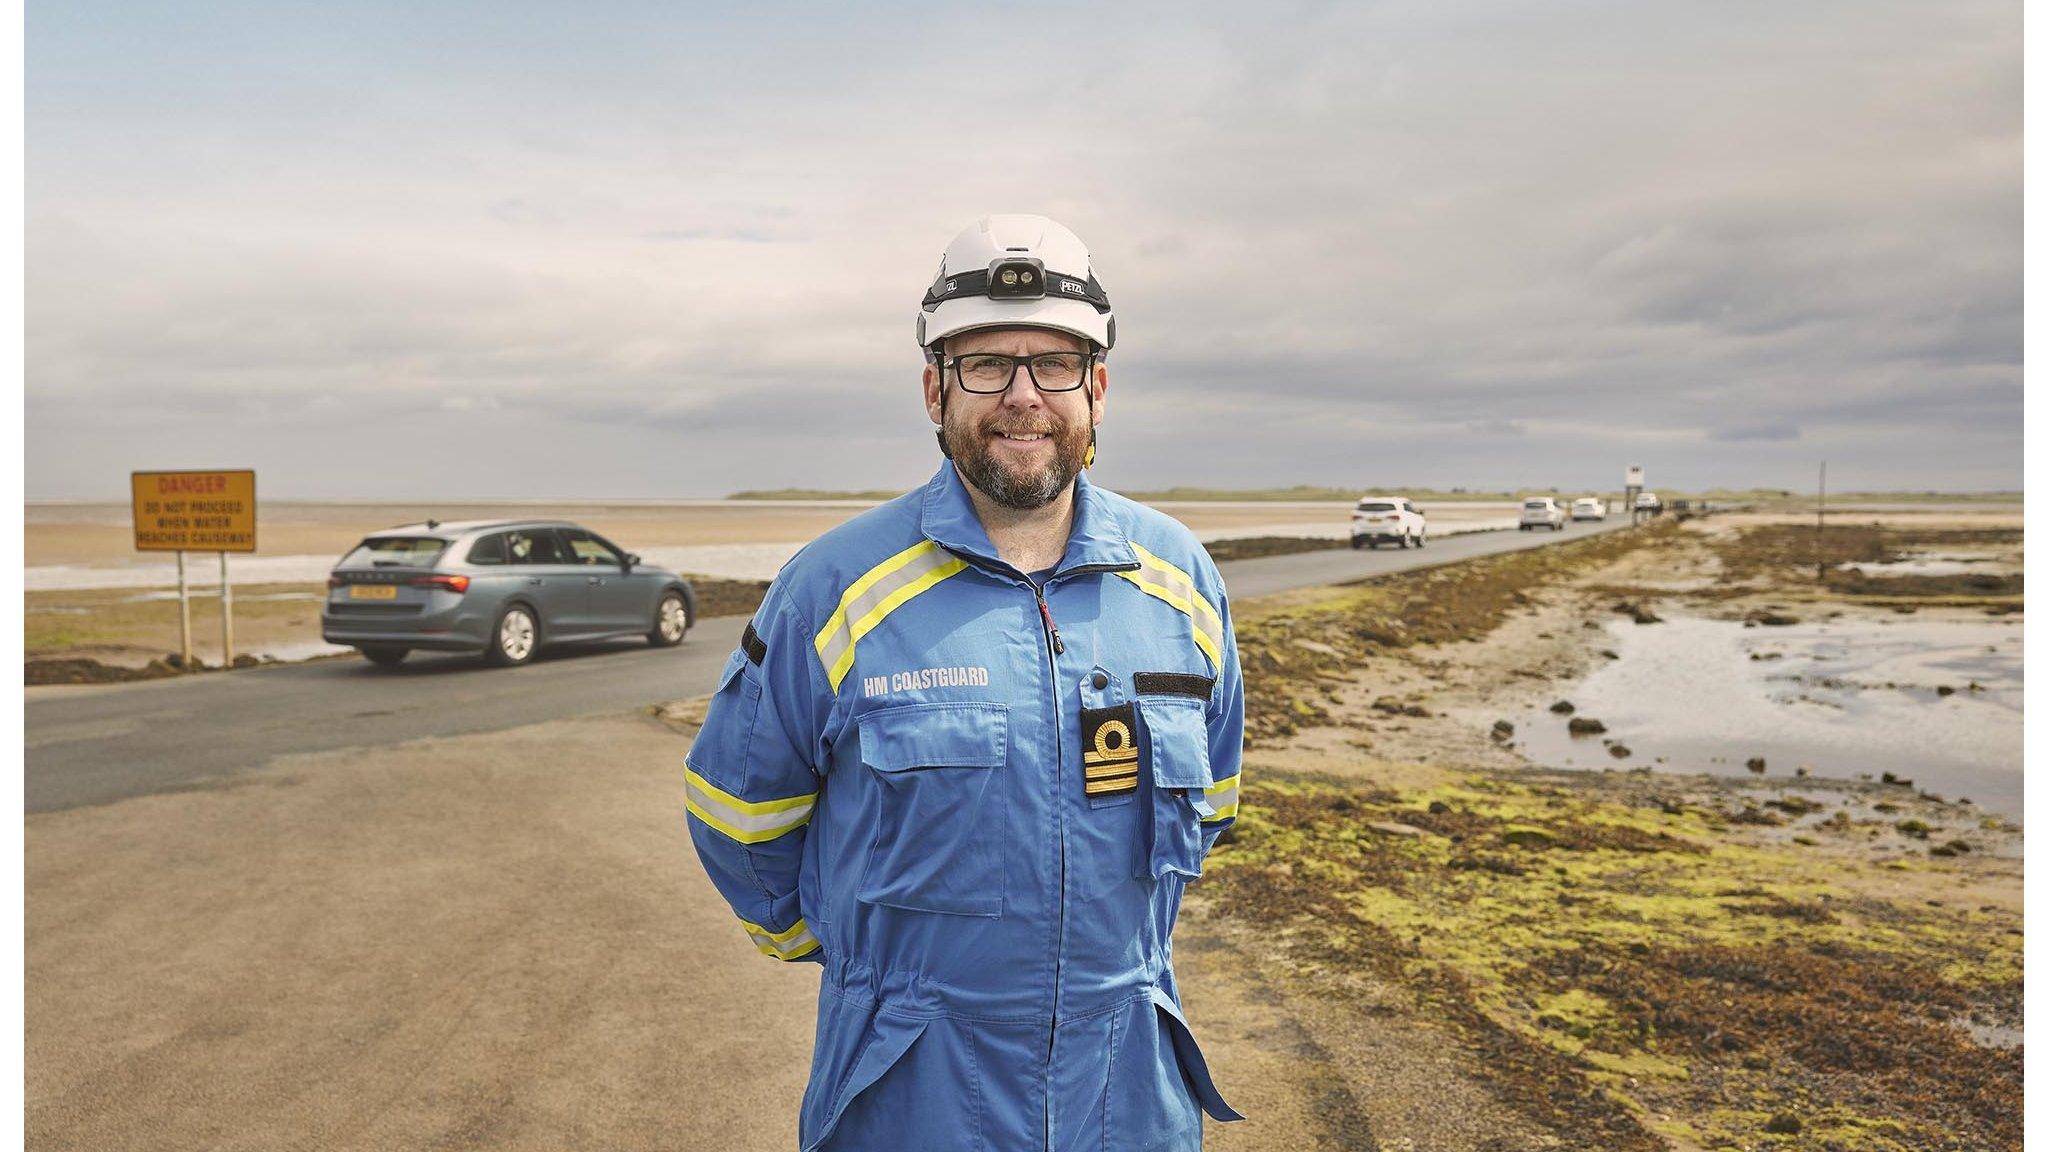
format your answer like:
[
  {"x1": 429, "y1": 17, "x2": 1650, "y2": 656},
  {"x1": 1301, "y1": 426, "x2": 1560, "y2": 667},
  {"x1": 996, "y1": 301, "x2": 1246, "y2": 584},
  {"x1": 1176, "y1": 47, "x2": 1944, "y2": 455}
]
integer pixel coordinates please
[
  {"x1": 1357, "y1": 502, "x2": 1397, "y2": 512},
  {"x1": 1523, "y1": 501, "x2": 1549, "y2": 509},
  {"x1": 340, "y1": 537, "x2": 449, "y2": 567}
]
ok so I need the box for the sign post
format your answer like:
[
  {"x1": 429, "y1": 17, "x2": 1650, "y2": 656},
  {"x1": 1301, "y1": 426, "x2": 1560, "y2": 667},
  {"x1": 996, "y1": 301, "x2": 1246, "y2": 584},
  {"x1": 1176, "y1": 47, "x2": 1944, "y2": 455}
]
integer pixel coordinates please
[
  {"x1": 1624, "y1": 464, "x2": 1645, "y2": 524},
  {"x1": 132, "y1": 470, "x2": 258, "y2": 671},
  {"x1": 221, "y1": 552, "x2": 235, "y2": 665},
  {"x1": 176, "y1": 551, "x2": 191, "y2": 670}
]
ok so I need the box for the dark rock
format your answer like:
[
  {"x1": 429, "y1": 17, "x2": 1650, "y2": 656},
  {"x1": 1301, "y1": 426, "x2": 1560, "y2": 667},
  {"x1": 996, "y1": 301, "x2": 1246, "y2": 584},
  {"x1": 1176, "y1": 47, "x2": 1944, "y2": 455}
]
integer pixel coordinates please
[
  {"x1": 1566, "y1": 717, "x2": 1606, "y2": 736},
  {"x1": 231, "y1": 654, "x2": 260, "y2": 669},
  {"x1": 1490, "y1": 720, "x2": 1515, "y2": 740},
  {"x1": 1881, "y1": 772, "x2": 1914, "y2": 788},
  {"x1": 1598, "y1": 649, "x2": 1620, "y2": 660},
  {"x1": 1548, "y1": 700, "x2": 1576, "y2": 715},
  {"x1": 1763, "y1": 1112, "x2": 1803, "y2": 1135},
  {"x1": 1608, "y1": 744, "x2": 1631, "y2": 759},
  {"x1": 1427, "y1": 800, "x2": 1451, "y2": 815},
  {"x1": 1936, "y1": 685, "x2": 1956, "y2": 697},
  {"x1": 1895, "y1": 819, "x2": 1933, "y2": 840},
  {"x1": 1745, "y1": 757, "x2": 1766, "y2": 773},
  {"x1": 1746, "y1": 609, "x2": 1800, "y2": 627}
]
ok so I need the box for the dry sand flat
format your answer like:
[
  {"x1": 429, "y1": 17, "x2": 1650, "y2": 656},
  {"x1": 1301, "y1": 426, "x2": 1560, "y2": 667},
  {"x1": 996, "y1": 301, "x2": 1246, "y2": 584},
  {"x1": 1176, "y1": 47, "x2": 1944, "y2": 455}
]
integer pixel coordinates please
[
  {"x1": 27, "y1": 714, "x2": 816, "y2": 1151},
  {"x1": 27, "y1": 497, "x2": 1520, "y2": 569}
]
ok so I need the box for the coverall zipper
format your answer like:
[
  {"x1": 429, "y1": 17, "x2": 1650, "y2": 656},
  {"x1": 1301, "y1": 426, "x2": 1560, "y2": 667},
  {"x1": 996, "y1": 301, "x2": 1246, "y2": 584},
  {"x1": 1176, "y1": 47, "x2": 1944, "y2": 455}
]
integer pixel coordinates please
[
  {"x1": 938, "y1": 549, "x2": 1139, "y2": 1151},
  {"x1": 1029, "y1": 576, "x2": 1066, "y2": 1151},
  {"x1": 1035, "y1": 561, "x2": 1138, "y2": 1149}
]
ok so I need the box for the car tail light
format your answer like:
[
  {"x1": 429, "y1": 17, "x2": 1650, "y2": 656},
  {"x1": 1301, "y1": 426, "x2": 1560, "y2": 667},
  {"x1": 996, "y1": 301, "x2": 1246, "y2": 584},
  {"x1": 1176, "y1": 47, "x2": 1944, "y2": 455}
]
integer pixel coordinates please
[
  {"x1": 327, "y1": 575, "x2": 342, "y2": 589},
  {"x1": 411, "y1": 573, "x2": 471, "y2": 594}
]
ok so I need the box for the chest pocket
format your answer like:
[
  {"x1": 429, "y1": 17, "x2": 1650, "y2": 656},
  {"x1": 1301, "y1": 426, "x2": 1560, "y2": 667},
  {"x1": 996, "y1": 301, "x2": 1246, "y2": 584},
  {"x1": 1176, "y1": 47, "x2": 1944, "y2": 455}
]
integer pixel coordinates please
[
  {"x1": 1138, "y1": 693, "x2": 1215, "y2": 880},
  {"x1": 856, "y1": 701, "x2": 1009, "y2": 917}
]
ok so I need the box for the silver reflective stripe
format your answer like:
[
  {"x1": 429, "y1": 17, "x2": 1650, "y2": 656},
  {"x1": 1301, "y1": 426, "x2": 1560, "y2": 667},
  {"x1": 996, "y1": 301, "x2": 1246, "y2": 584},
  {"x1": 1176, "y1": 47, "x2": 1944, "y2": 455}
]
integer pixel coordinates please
[
  {"x1": 1203, "y1": 779, "x2": 1240, "y2": 821},
  {"x1": 684, "y1": 767, "x2": 816, "y2": 845}
]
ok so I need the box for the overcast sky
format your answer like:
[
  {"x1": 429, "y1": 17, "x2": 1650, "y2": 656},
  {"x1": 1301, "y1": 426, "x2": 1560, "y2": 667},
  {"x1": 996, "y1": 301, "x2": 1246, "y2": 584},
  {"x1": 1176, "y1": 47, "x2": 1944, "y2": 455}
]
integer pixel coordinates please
[{"x1": 28, "y1": 1, "x2": 2020, "y2": 499}]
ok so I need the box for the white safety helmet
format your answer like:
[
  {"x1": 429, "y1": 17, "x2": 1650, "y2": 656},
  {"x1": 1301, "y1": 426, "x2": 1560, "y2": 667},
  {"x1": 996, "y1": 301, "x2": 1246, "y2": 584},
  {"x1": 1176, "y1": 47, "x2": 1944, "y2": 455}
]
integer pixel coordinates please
[{"x1": 916, "y1": 214, "x2": 1115, "y2": 356}]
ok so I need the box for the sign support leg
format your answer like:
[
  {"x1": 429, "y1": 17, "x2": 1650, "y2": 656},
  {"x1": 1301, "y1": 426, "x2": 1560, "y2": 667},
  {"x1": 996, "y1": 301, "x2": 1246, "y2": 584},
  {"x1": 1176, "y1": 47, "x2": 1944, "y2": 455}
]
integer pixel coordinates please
[
  {"x1": 220, "y1": 551, "x2": 234, "y2": 667},
  {"x1": 176, "y1": 550, "x2": 192, "y2": 671}
]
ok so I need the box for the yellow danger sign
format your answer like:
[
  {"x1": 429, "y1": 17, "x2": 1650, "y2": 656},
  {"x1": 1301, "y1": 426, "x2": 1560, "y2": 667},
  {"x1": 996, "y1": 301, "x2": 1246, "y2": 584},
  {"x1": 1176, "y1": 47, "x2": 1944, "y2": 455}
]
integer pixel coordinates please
[{"x1": 131, "y1": 470, "x2": 258, "y2": 552}]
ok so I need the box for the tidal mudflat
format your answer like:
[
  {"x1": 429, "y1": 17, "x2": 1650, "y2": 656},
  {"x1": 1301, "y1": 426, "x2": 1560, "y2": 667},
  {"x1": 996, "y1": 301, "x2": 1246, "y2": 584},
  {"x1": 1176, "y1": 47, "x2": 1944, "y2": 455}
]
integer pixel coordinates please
[
  {"x1": 1192, "y1": 510, "x2": 2021, "y2": 1151},
  {"x1": 1512, "y1": 611, "x2": 2022, "y2": 818}
]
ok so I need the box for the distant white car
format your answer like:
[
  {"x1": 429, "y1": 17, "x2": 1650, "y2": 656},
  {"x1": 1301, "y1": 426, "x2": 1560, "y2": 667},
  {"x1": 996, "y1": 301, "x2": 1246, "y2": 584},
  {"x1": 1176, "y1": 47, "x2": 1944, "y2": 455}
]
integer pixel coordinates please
[
  {"x1": 1571, "y1": 497, "x2": 1606, "y2": 521},
  {"x1": 1519, "y1": 498, "x2": 1566, "y2": 531},
  {"x1": 1351, "y1": 496, "x2": 1427, "y2": 549},
  {"x1": 1634, "y1": 491, "x2": 1663, "y2": 514}
]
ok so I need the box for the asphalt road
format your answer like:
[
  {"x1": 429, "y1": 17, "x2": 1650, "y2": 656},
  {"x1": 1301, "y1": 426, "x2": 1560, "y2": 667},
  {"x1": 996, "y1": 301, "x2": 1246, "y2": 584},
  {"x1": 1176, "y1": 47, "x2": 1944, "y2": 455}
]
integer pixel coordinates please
[{"x1": 26, "y1": 516, "x2": 1631, "y2": 813}]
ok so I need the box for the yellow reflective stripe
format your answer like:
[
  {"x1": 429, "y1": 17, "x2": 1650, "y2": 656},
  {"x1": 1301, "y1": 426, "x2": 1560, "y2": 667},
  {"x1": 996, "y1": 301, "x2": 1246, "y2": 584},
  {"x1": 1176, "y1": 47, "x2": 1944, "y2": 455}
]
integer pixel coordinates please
[
  {"x1": 812, "y1": 540, "x2": 969, "y2": 691},
  {"x1": 741, "y1": 917, "x2": 821, "y2": 960},
  {"x1": 685, "y1": 766, "x2": 815, "y2": 816},
  {"x1": 685, "y1": 766, "x2": 817, "y2": 845},
  {"x1": 815, "y1": 540, "x2": 932, "y2": 661},
  {"x1": 1116, "y1": 543, "x2": 1224, "y2": 671}
]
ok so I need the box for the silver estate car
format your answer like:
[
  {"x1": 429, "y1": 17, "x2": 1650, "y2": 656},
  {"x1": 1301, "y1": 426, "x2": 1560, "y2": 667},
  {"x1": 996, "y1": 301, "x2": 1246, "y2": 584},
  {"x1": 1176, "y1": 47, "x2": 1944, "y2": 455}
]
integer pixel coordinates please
[{"x1": 322, "y1": 520, "x2": 695, "y2": 667}]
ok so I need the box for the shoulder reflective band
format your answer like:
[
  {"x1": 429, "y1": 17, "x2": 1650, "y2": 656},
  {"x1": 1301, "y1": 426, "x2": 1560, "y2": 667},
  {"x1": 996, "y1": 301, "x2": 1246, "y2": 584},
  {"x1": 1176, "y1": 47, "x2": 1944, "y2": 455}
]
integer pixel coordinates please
[
  {"x1": 1115, "y1": 542, "x2": 1224, "y2": 673},
  {"x1": 813, "y1": 540, "x2": 970, "y2": 692},
  {"x1": 921, "y1": 268, "x2": 1113, "y2": 314},
  {"x1": 685, "y1": 766, "x2": 816, "y2": 845},
  {"x1": 1203, "y1": 774, "x2": 1240, "y2": 822},
  {"x1": 742, "y1": 917, "x2": 820, "y2": 961}
]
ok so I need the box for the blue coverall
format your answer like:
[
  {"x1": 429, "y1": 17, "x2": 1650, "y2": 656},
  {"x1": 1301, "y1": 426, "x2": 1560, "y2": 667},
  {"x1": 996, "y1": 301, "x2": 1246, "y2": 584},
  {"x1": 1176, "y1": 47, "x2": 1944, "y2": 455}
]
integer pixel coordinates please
[{"x1": 686, "y1": 461, "x2": 1245, "y2": 1151}]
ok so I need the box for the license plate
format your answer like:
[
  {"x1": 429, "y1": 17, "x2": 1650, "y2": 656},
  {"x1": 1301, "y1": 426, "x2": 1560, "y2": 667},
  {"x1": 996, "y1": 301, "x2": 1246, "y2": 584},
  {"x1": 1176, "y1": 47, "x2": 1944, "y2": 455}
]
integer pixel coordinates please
[{"x1": 349, "y1": 585, "x2": 399, "y2": 600}]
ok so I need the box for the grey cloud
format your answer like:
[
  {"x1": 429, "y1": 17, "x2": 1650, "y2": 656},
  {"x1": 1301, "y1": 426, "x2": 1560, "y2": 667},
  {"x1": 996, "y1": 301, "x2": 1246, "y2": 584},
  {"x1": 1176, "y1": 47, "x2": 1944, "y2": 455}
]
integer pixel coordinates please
[
  {"x1": 25, "y1": 0, "x2": 2020, "y2": 498},
  {"x1": 1710, "y1": 422, "x2": 1801, "y2": 443}
]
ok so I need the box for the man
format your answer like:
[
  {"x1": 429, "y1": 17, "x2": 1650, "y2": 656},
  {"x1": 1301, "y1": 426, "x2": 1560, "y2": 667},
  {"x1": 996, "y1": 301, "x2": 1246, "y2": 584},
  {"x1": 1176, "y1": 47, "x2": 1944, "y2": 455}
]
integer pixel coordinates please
[{"x1": 686, "y1": 215, "x2": 1244, "y2": 1151}]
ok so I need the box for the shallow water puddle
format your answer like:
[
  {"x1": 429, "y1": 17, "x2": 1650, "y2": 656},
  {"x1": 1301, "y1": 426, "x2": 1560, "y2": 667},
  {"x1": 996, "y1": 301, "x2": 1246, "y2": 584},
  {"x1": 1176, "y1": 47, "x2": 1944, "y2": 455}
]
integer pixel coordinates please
[{"x1": 1513, "y1": 613, "x2": 2023, "y2": 818}]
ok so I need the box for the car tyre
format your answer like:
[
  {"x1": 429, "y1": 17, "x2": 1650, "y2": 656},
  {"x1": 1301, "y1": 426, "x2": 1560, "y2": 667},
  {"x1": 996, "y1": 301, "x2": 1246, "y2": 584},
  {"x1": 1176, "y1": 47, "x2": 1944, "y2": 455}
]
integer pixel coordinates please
[
  {"x1": 1415, "y1": 533, "x2": 1426, "y2": 548},
  {"x1": 1350, "y1": 537, "x2": 1364, "y2": 550},
  {"x1": 648, "y1": 590, "x2": 688, "y2": 648},
  {"x1": 360, "y1": 645, "x2": 408, "y2": 668},
  {"x1": 487, "y1": 603, "x2": 540, "y2": 667}
]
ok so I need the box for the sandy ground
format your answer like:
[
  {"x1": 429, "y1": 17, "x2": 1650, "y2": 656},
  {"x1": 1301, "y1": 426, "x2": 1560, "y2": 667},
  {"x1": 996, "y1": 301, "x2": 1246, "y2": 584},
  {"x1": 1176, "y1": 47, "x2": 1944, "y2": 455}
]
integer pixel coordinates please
[
  {"x1": 27, "y1": 713, "x2": 818, "y2": 1151},
  {"x1": 25, "y1": 703, "x2": 1422, "y2": 1152}
]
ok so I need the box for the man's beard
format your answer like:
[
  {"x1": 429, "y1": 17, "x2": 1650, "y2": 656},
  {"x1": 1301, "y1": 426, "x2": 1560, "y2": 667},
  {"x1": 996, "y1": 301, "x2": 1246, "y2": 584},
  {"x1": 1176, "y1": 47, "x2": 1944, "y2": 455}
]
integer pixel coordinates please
[{"x1": 942, "y1": 401, "x2": 1092, "y2": 511}]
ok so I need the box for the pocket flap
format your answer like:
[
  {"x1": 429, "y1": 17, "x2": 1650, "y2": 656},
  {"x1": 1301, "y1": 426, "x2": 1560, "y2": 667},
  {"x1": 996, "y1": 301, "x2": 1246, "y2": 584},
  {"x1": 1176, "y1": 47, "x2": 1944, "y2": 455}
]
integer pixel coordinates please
[
  {"x1": 803, "y1": 1012, "x2": 931, "y2": 1152},
  {"x1": 1139, "y1": 696, "x2": 1213, "y2": 790},
  {"x1": 859, "y1": 702, "x2": 1008, "y2": 773},
  {"x1": 1150, "y1": 988, "x2": 1244, "y2": 1122}
]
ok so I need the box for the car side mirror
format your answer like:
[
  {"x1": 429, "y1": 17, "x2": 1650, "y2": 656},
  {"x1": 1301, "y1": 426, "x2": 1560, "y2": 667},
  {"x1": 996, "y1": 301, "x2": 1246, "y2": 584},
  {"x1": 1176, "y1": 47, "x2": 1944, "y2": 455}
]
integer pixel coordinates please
[{"x1": 624, "y1": 553, "x2": 640, "y2": 570}]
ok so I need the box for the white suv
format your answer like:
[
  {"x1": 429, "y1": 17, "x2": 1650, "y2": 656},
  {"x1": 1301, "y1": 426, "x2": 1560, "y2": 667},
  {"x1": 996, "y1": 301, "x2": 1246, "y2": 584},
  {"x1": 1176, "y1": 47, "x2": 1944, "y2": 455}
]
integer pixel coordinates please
[
  {"x1": 1519, "y1": 498, "x2": 1566, "y2": 531},
  {"x1": 1571, "y1": 497, "x2": 1606, "y2": 521},
  {"x1": 1351, "y1": 496, "x2": 1427, "y2": 549}
]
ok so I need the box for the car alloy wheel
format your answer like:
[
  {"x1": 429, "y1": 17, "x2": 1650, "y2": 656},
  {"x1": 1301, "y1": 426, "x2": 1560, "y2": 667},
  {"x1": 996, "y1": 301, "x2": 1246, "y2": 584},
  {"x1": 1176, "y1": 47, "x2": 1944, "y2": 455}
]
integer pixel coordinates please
[
  {"x1": 496, "y1": 606, "x2": 537, "y2": 665},
  {"x1": 650, "y1": 592, "x2": 688, "y2": 647}
]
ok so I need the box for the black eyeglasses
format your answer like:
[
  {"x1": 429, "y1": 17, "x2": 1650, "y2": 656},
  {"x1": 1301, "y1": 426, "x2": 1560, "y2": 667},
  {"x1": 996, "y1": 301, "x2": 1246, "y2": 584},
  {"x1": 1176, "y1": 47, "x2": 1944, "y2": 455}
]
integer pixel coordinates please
[{"x1": 943, "y1": 352, "x2": 1094, "y2": 394}]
